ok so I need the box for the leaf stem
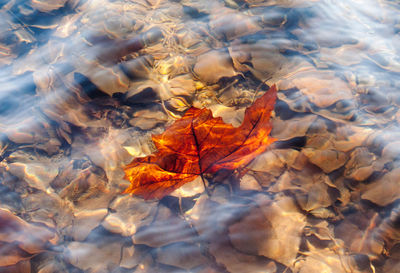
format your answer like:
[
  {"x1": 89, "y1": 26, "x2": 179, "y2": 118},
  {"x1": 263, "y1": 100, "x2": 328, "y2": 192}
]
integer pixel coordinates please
[
  {"x1": 190, "y1": 118, "x2": 211, "y2": 197},
  {"x1": 200, "y1": 174, "x2": 211, "y2": 197}
]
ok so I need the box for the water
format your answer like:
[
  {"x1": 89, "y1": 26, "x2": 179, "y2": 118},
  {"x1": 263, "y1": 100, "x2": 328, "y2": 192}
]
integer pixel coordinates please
[{"x1": 1, "y1": 0, "x2": 400, "y2": 272}]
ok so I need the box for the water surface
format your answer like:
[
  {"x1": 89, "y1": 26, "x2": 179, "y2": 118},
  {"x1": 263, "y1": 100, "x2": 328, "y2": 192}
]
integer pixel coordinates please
[{"x1": 1, "y1": 0, "x2": 400, "y2": 272}]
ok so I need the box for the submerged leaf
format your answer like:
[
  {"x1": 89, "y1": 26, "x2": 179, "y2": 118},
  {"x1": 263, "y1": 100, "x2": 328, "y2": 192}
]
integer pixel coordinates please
[{"x1": 124, "y1": 85, "x2": 277, "y2": 199}]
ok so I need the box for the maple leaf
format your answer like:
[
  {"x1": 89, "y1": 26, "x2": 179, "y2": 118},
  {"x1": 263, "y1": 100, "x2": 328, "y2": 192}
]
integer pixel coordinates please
[{"x1": 124, "y1": 85, "x2": 277, "y2": 199}]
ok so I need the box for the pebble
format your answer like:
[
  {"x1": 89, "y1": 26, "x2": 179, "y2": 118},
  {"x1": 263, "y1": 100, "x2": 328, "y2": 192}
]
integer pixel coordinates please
[{"x1": 194, "y1": 50, "x2": 238, "y2": 84}]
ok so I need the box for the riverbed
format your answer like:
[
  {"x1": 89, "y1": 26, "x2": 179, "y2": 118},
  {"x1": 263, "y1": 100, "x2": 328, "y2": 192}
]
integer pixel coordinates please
[{"x1": 1, "y1": 0, "x2": 400, "y2": 272}]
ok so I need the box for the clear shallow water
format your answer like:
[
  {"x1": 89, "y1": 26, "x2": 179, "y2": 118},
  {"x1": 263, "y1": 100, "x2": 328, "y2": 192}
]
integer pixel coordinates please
[{"x1": 1, "y1": 0, "x2": 400, "y2": 272}]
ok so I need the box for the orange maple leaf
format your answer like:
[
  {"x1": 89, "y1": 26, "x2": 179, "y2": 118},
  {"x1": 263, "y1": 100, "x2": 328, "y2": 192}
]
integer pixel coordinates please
[{"x1": 124, "y1": 85, "x2": 277, "y2": 199}]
